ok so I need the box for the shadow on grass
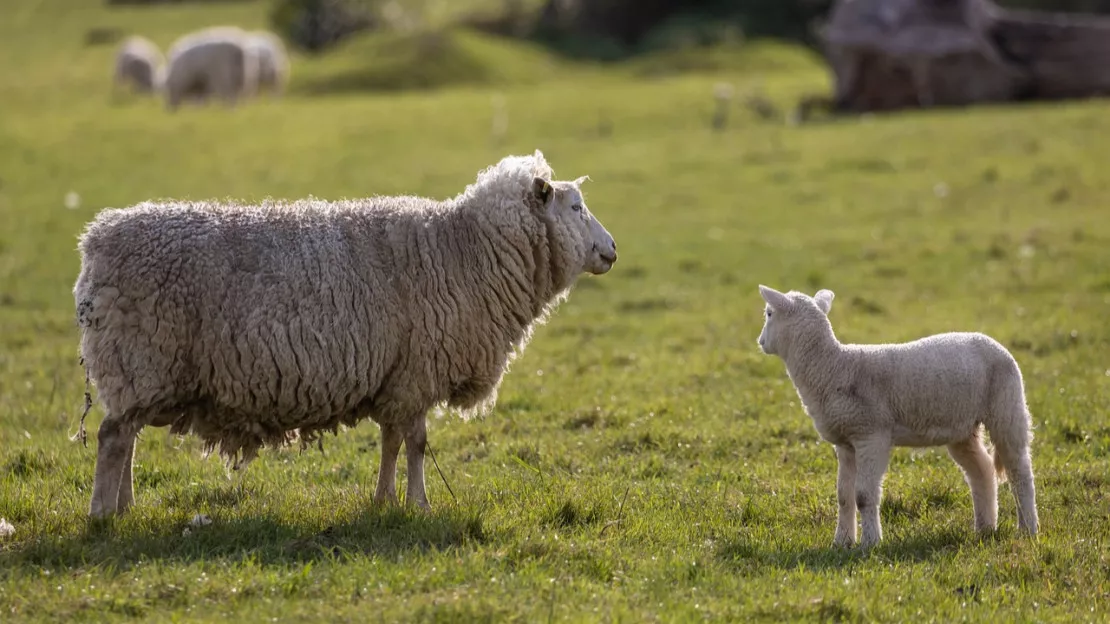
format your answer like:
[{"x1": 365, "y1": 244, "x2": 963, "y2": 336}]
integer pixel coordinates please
[
  {"x1": 2, "y1": 495, "x2": 487, "y2": 571},
  {"x1": 716, "y1": 526, "x2": 999, "y2": 575}
]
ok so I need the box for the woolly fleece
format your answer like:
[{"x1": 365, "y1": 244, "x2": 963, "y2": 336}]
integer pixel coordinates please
[{"x1": 75, "y1": 150, "x2": 617, "y2": 516}]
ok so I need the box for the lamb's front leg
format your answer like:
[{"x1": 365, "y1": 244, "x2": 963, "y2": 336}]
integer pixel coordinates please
[
  {"x1": 854, "y1": 435, "x2": 892, "y2": 549},
  {"x1": 834, "y1": 444, "x2": 858, "y2": 547}
]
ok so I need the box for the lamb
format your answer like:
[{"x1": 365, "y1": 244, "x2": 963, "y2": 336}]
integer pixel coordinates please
[
  {"x1": 245, "y1": 30, "x2": 290, "y2": 96},
  {"x1": 73, "y1": 150, "x2": 618, "y2": 519},
  {"x1": 113, "y1": 35, "x2": 164, "y2": 95},
  {"x1": 163, "y1": 26, "x2": 260, "y2": 110},
  {"x1": 756, "y1": 285, "x2": 1039, "y2": 548}
]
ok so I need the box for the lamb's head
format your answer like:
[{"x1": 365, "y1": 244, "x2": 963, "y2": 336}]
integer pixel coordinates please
[
  {"x1": 531, "y1": 174, "x2": 617, "y2": 277},
  {"x1": 757, "y1": 285, "x2": 835, "y2": 357}
]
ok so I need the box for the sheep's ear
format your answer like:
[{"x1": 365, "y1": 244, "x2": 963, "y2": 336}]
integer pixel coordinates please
[
  {"x1": 532, "y1": 177, "x2": 553, "y2": 204},
  {"x1": 758, "y1": 284, "x2": 791, "y2": 311},
  {"x1": 815, "y1": 289, "x2": 835, "y2": 315},
  {"x1": 574, "y1": 175, "x2": 590, "y2": 187}
]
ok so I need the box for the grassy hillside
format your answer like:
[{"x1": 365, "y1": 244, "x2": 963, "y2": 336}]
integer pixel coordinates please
[{"x1": 1, "y1": 1, "x2": 1108, "y2": 622}]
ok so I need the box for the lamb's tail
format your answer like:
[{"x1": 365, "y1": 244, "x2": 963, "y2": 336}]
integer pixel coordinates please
[
  {"x1": 984, "y1": 356, "x2": 1033, "y2": 486},
  {"x1": 990, "y1": 441, "x2": 1008, "y2": 484}
]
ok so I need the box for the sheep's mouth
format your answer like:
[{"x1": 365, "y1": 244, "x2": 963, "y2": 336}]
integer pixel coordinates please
[{"x1": 588, "y1": 249, "x2": 617, "y2": 275}]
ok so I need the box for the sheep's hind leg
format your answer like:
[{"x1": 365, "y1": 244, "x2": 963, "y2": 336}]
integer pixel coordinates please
[
  {"x1": 853, "y1": 435, "x2": 892, "y2": 549},
  {"x1": 89, "y1": 417, "x2": 138, "y2": 518},
  {"x1": 834, "y1": 444, "x2": 858, "y2": 547},
  {"x1": 373, "y1": 423, "x2": 403, "y2": 505},
  {"x1": 116, "y1": 434, "x2": 138, "y2": 512},
  {"x1": 947, "y1": 433, "x2": 998, "y2": 533},
  {"x1": 403, "y1": 415, "x2": 430, "y2": 511}
]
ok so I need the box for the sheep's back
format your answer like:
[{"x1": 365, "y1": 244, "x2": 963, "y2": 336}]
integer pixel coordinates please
[{"x1": 76, "y1": 203, "x2": 402, "y2": 428}]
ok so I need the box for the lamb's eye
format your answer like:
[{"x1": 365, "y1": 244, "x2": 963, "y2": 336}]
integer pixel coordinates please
[{"x1": 571, "y1": 203, "x2": 582, "y2": 212}]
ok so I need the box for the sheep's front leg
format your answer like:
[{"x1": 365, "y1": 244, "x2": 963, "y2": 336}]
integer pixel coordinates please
[
  {"x1": 834, "y1": 444, "x2": 858, "y2": 547},
  {"x1": 373, "y1": 423, "x2": 403, "y2": 505},
  {"x1": 89, "y1": 417, "x2": 137, "y2": 518},
  {"x1": 116, "y1": 434, "x2": 137, "y2": 512},
  {"x1": 854, "y1": 435, "x2": 892, "y2": 548},
  {"x1": 404, "y1": 415, "x2": 430, "y2": 510}
]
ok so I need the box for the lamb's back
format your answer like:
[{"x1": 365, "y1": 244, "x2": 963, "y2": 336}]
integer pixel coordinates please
[{"x1": 852, "y1": 332, "x2": 1014, "y2": 426}]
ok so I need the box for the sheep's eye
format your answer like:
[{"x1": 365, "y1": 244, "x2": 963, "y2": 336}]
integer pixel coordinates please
[
  {"x1": 571, "y1": 203, "x2": 582, "y2": 212},
  {"x1": 766, "y1": 309, "x2": 772, "y2": 318}
]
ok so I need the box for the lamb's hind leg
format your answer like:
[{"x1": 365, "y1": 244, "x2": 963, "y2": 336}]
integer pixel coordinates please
[
  {"x1": 854, "y1": 435, "x2": 892, "y2": 548},
  {"x1": 89, "y1": 416, "x2": 138, "y2": 518},
  {"x1": 947, "y1": 431, "x2": 998, "y2": 533},
  {"x1": 403, "y1": 415, "x2": 430, "y2": 510},
  {"x1": 373, "y1": 423, "x2": 403, "y2": 505},
  {"x1": 833, "y1": 444, "x2": 858, "y2": 547}
]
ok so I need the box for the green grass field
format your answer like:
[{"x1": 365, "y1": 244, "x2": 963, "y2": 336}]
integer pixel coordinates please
[{"x1": 2, "y1": 1, "x2": 1109, "y2": 621}]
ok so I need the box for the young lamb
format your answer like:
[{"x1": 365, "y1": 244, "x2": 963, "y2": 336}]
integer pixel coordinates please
[
  {"x1": 756, "y1": 285, "x2": 1039, "y2": 548},
  {"x1": 245, "y1": 30, "x2": 290, "y2": 96},
  {"x1": 74, "y1": 150, "x2": 617, "y2": 518},
  {"x1": 113, "y1": 35, "x2": 164, "y2": 95},
  {"x1": 163, "y1": 26, "x2": 260, "y2": 110}
]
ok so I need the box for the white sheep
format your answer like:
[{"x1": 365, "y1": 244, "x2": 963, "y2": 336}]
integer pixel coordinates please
[
  {"x1": 245, "y1": 30, "x2": 290, "y2": 96},
  {"x1": 113, "y1": 35, "x2": 164, "y2": 95},
  {"x1": 73, "y1": 150, "x2": 617, "y2": 518},
  {"x1": 163, "y1": 26, "x2": 260, "y2": 111},
  {"x1": 756, "y1": 285, "x2": 1039, "y2": 548}
]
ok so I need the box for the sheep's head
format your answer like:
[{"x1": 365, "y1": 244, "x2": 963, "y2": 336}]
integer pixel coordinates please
[
  {"x1": 757, "y1": 285, "x2": 835, "y2": 357},
  {"x1": 532, "y1": 174, "x2": 617, "y2": 278}
]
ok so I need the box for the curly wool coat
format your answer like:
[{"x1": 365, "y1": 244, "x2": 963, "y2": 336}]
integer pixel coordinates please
[{"x1": 75, "y1": 150, "x2": 617, "y2": 516}]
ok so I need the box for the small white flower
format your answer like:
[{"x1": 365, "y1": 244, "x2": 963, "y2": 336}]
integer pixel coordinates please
[
  {"x1": 0, "y1": 518, "x2": 15, "y2": 538},
  {"x1": 65, "y1": 191, "x2": 81, "y2": 210}
]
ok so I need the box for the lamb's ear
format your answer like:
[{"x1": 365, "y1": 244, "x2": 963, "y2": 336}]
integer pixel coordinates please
[
  {"x1": 815, "y1": 289, "x2": 835, "y2": 315},
  {"x1": 532, "y1": 177, "x2": 553, "y2": 204},
  {"x1": 758, "y1": 284, "x2": 791, "y2": 311}
]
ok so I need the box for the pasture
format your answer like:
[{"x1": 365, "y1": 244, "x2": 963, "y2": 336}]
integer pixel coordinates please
[{"x1": 1, "y1": 0, "x2": 1108, "y2": 621}]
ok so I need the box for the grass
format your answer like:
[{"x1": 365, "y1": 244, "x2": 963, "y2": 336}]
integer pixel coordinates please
[{"x1": 2, "y1": 0, "x2": 1110, "y2": 622}]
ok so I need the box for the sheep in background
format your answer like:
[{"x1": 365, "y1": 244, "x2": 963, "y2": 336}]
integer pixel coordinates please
[
  {"x1": 113, "y1": 35, "x2": 164, "y2": 95},
  {"x1": 163, "y1": 26, "x2": 259, "y2": 111},
  {"x1": 756, "y1": 285, "x2": 1039, "y2": 548},
  {"x1": 245, "y1": 30, "x2": 291, "y2": 97},
  {"x1": 73, "y1": 150, "x2": 618, "y2": 518}
]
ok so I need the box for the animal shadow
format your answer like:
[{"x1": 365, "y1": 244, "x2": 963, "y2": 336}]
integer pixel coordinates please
[
  {"x1": 3, "y1": 487, "x2": 487, "y2": 571},
  {"x1": 716, "y1": 526, "x2": 990, "y2": 575}
]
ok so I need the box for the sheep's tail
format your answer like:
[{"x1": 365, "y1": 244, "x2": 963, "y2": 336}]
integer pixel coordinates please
[{"x1": 71, "y1": 356, "x2": 92, "y2": 448}]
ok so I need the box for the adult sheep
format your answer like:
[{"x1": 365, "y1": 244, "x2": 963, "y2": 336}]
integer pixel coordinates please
[
  {"x1": 73, "y1": 150, "x2": 618, "y2": 518},
  {"x1": 756, "y1": 285, "x2": 1039, "y2": 548},
  {"x1": 163, "y1": 26, "x2": 259, "y2": 110},
  {"x1": 245, "y1": 30, "x2": 290, "y2": 96},
  {"x1": 113, "y1": 35, "x2": 164, "y2": 95}
]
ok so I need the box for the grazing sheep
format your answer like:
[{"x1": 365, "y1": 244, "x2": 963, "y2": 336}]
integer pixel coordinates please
[
  {"x1": 74, "y1": 150, "x2": 618, "y2": 518},
  {"x1": 163, "y1": 26, "x2": 260, "y2": 110},
  {"x1": 113, "y1": 35, "x2": 164, "y2": 95},
  {"x1": 756, "y1": 285, "x2": 1039, "y2": 548},
  {"x1": 245, "y1": 30, "x2": 290, "y2": 96}
]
